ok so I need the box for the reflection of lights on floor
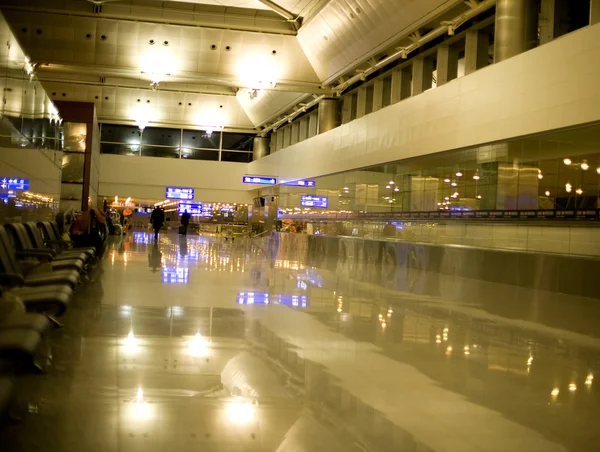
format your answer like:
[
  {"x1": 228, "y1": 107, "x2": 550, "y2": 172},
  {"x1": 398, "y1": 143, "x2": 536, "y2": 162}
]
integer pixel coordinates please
[
  {"x1": 121, "y1": 331, "x2": 139, "y2": 355},
  {"x1": 381, "y1": 322, "x2": 386, "y2": 328},
  {"x1": 463, "y1": 345, "x2": 470, "y2": 356},
  {"x1": 120, "y1": 305, "x2": 132, "y2": 317},
  {"x1": 446, "y1": 346, "x2": 453, "y2": 355},
  {"x1": 551, "y1": 388, "x2": 560, "y2": 397},
  {"x1": 585, "y1": 374, "x2": 594, "y2": 386},
  {"x1": 226, "y1": 398, "x2": 256, "y2": 425},
  {"x1": 187, "y1": 332, "x2": 210, "y2": 357},
  {"x1": 527, "y1": 356, "x2": 533, "y2": 366},
  {"x1": 569, "y1": 383, "x2": 577, "y2": 392},
  {"x1": 435, "y1": 334, "x2": 442, "y2": 344},
  {"x1": 127, "y1": 386, "x2": 155, "y2": 421}
]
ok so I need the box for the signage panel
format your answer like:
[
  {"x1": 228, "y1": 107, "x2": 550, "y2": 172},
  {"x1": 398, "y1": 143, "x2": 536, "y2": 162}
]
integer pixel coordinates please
[
  {"x1": 243, "y1": 176, "x2": 277, "y2": 185},
  {"x1": 283, "y1": 180, "x2": 316, "y2": 188},
  {"x1": 300, "y1": 195, "x2": 328, "y2": 208},
  {"x1": 178, "y1": 202, "x2": 203, "y2": 215},
  {"x1": 0, "y1": 178, "x2": 29, "y2": 190},
  {"x1": 166, "y1": 187, "x2": 194, "y2": 200}
]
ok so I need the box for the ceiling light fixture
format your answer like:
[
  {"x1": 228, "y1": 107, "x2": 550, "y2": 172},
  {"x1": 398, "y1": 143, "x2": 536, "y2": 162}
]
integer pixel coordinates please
[
  {"x1": 565, "y1": 182, "x2": 572, "y2": 193},
  {"x1": 444, "y1": 178, "x2": 451, "y2": 183},
  {"x1": 576, "y1": 188, "x2": 583, "y2": 195},
  {"x1": 563, "y1": 158, "x2": 572, "y2": 166},
  {"x1": 581, "y1": 162, "x2": 589, "y2": 171},
  {"x1": 545, "y1": 191, "x2": 551, "y2": 196},
  {"x1": 473, "y1": 174, "x2": 480, "y2": 180},
  {"x1": 456, "y1": 172, "x2": 463, "y2": 177}
]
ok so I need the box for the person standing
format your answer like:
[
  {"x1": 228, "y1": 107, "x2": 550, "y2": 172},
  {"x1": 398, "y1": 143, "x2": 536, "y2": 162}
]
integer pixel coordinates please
[
  {"x1": 180, "y1": 210, "x2": 191, "y2": 235},
  {"x1": 150, "y1": 206, "x2": 165, "y2": 241}
]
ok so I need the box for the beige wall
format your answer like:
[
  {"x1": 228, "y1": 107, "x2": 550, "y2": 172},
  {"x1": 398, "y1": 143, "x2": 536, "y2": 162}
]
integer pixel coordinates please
[
  {"x1": 252, "y1": 22, "x2": 600, "y2": 182},
  {"x1": 99, "y1": 154, "x2": 253, "y2": 204}
]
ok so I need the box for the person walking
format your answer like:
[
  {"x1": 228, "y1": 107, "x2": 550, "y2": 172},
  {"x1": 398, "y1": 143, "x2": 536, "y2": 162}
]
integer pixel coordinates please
[
  {"x1": 150, "y1": 206, "x2": 165, "y2": 241},
  {"x1": 180, "y1": 210, "x2": 191, "y2": 236}
]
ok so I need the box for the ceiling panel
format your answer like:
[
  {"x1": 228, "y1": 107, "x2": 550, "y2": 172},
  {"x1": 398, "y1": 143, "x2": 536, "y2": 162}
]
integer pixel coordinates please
[
  {"x1": 236, "y1": 89, "x2": 309, "y2": 127},
  {"x1": 163, "y1": 0, "x2": 325, "y2": 16},
  {"x1": 4, "y1": 11, "x2": 319, "y2": 84},
  {"x1": 41, "y1": 82, "x2": 255, "y2": 129},
  {"x1": 297, "y1": 0, "x2": 464, "y2": 84}
]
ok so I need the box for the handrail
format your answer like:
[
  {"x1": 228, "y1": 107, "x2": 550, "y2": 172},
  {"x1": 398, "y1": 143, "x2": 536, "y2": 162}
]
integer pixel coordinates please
[{"x1": 250, "y1": 230, "x2": 273, "y2": 239}]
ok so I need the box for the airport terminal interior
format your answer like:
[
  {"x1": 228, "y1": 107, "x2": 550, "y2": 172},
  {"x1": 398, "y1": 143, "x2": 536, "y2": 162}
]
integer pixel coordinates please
[{"x1": 0, "y1": 0, "x2": 600, "y2": 451}]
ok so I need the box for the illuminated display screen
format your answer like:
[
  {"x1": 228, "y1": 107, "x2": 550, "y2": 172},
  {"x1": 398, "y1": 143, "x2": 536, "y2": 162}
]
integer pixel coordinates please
[
  {"x1": 242, "y1": 176, "x2": 277, "y2": 185},
  {"x1": 300, "y1": 195, "x2": 328, "y2": 208},
  {"x1": 162, "y1": 267, "x2": 189, "y2": 284},
  {"x1": 166, "y1": 187, "x2": 194, "y2": 200},
  {"x1": 284, "y1": 180, "x2": 316, "y2": 188},
  {"x1": 178, "y1": 202, "x2": 203, "y2": 215},
  {"x1": 0, "y1": 178, "x2": 29, "y2": 190},
  {"x1": 236, "y1": 292, "x2": 308, "y2": 307}
]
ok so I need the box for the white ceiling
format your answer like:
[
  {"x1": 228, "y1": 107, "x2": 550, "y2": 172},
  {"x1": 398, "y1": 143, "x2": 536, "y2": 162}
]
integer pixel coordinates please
[{"x1": 158, "y1": 0, "x2": 323, "y2": 16}]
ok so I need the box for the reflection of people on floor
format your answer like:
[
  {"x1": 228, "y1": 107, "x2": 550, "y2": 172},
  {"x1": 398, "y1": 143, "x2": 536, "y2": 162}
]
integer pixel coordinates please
[
  {"x1": 179, "y1": 235, "x2": 188, "y2": 257},
  {"x1": 148, "y1": 243, "x2": 162, "y2": 273}
]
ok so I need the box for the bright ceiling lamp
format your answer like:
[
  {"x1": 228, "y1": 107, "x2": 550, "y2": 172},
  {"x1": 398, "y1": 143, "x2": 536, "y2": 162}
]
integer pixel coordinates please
[
  {"x1": 195, "y1": 110, "x2": 225, "y2": 136},
  {"x1": 139, "y1": 49, "x2": 178, "y2": 89},
  {"x1": 132, "y1": 105, "x2": 154, "y2": 130},
  {"x1": 237, "y1": 58, "x2": 280, "y2": 91}
]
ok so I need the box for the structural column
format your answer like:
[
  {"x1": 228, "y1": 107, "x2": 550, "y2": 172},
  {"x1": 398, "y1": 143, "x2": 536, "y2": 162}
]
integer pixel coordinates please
[
  {"x1": 373, "y1": 79, "x2": 384, "y2": 112},
  {"x1": 464, "y1": 29, "x2": 489, "y2": 75},
  {"x1": 592, "y1": 0, "x2": 600, "y2": 25},
  {"x1": 318, "y1": 98, "x2": 341, "y2": 134},
  {"x1": 436, "y1": 45, "x2": 459, "y2": 86},
  {"x1": 494, "y1": 0, "x2": 538, "y2": 63},
  {"x1": 391, "y1": 67, "x2": 412, "y2": 103},
  {"x1": 412, "y1": 57, "x2": 433, "y2": 95},
  {"x1": 253, "y1": 136, "x2": 270, "y2": 160},
  {"x1": 539, "y1": 0, "x2": 556, "y2": 45}
]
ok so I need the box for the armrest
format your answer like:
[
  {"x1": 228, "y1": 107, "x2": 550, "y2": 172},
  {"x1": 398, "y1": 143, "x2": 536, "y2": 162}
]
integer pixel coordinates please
[
  {"x1": 16, "y1": 250, "x2": 53, "y2": 262},
  {"x1": 0, "y1": 272, "x2": 25, "y2": 287}
]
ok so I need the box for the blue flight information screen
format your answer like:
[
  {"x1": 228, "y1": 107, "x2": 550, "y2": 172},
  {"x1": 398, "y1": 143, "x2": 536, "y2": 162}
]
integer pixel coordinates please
[
  {"x1": 300, "y1": 195, "x2": 328, "y2": 208},
  {"x1": 166, "y1": 187, "x2": 194, "y2": 200},
  {"x1": 178, "y1": 202, "x2": 203, "y2": 215},
  {"x1": 284, "y1": 180, "x2": 316, "y2": 188},
  {"x1": 0, "y1": 178, "x2": 30, "y2": 190},
  {"x1": 243, "y1": 176, "x2": 277, "y2": 185}
]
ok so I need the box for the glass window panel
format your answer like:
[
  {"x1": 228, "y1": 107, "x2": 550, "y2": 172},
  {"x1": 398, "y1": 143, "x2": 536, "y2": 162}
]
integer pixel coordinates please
[
  {"x1": 221, "y1": 151, "x2": 252, "y2": 163},
  {"x1": 61, "y1": 153, "x2": 85, "y2": 183},
  {"x1": 221, "y1": 132, "x2": 254, "y2": 151},
  {"x1": 140, "y1": 146, "x2": 180, "y2": 158},
  {"x1": 100, "y1": 124, "x2": 140, "y2": 144},
  {"x1": 63, "y1": 122, "x2": 87, "y2": 152},
  {"x1": 101, "y1": 143, "x2": 139, "y2": 155},
  {"x1": 142, "y1": 127, "x2": 180, "y2": 147},
  {"x1": 182, "y1": 149, "x2": 219, "y2": 161},
  {"x1": 182, "y1": 129, "x2": 220, "y2": 149},
  {"x1": 365, "y1": 85, "x2": 374, "y2": 114}
]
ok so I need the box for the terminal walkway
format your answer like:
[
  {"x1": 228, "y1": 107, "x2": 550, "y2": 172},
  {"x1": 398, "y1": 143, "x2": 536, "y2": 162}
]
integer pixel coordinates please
[{"x1": 1, "y1": 232, "x2": 599, "y2": 452}]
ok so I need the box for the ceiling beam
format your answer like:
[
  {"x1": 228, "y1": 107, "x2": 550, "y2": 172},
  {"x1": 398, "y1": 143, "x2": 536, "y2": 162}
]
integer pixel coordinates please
[
  {"x1": 0, "y1": 0, "x2": 297, "y2": 36},
  {"x1": 36, "y1": 63, "x2": 333, "y2": 95},
  {"x1": 257, "y1": 0, "x2": 301, "y2": 30}
]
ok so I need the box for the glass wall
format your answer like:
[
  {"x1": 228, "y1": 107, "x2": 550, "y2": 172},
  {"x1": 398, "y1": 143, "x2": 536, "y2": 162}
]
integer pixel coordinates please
[
  {"x1": 0, "y1": 12, "x2": 62, "y2": 223},
  {"x1": 100, "y1": 123, "x2": 255, "y2": 163},
  {"x1": 278, "y1": 122, "x2": 600, "y2": 221}
]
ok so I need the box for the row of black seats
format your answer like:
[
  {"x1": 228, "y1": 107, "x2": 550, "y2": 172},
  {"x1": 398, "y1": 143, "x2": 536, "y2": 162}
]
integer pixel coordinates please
[{"x1": 0, "y1": 220, "x2": 102, "y2": 422}]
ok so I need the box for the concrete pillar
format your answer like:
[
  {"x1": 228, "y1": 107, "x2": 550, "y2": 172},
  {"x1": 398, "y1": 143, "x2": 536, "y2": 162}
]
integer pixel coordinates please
[
  {"x1": 318, "y1": 98, "x2": 341, "y2": 134},
  {"x1": 539, "y1": 0, "x2": 556, "y2": 45},
  {"x1": 465, "y1": 29, "x2": 489, "y2": 75},
  {"x1": 412, "y1": 57, "x2": 433, "y2": 95},
  {"x1": 436, "y1": 45, "x2": 459, "y2": 86},
  {"x1": 494, "y1": 0, "x2": 539, "y2": 63},
  {"x1": 341, "y1": 95, "x2": 352, "y2": 123},
  {"x1": 356, "y1": 87, "x2": 367, "y2": 118},
  {"x1": 373, "y1": 79, "x2": 384, "y2": 112},
  {"x1": 592, "y1": 0, "x2": 600, "y2": 25},
  {"x1": 253, "y1": 136, "x2": 269, "y2": 160}
]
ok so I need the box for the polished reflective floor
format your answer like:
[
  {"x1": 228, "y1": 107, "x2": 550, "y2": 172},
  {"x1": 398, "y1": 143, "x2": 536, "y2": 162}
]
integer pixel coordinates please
[{"x1": 2, "y1": 231, "x2": 600, "y2": 451}]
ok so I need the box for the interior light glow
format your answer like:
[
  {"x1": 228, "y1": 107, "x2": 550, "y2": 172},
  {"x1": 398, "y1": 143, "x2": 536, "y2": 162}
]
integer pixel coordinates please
[
  {"x1": 581, "y1": 162, "x2": 589, "y2": 171},
  {"x1": 551, "y1": 388, "x2": 560, "y2": 397},
  {"x1": 596, "y1": 167, "x2": 600, "y2": 175},
  {"x1": 444, "y1": 179, "x2": 451, "y2": 183},
  {"x1": 451, "y1": 182, "x2": 457, "y2": 187},
  {"x1": 187, "y1": 332, "x2": 210, "y2": 357},
  {"x1": 394, "y1": 188, "x2": 400, "y2": 192},
  {"x1": 527, "y1": 356, "x2": 533, "y2": 366},
  {"x1": 545, "y1": 191, "x2": 551, "y2": 196},
  {"x1": 585, "y1": 374, "x2": 594, "y2": 386},
  {"x1": 226, "y1": 398, "x2": 256, "y2": 425},
  {"x1": 563, "y1": 158, "x2": 572, "y2": 166},
  {"x1": 473, "y1": 174, "x2": 480, "y2": 180},
  {"x1": 456, "y1": 172, "x2": 463, "y2": 177},
  {"x1": 569, "y1": 383, "x2": 577, "y2": 392},
  {"x1": 565, "y1": 183, "x2": 572, "y2": 193},
  {"x1": 576, "y1": 188, "x2": 583, "y2": 195},
  {"x1": 386, "y1": 185, "x2": 391, "y2": 189}
]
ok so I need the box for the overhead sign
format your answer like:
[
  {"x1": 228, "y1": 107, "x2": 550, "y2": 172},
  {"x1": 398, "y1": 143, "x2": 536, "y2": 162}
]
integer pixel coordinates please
[
  {"x1": 243, "y1": 176, "x2": 277, "y2": 185},
  {"x1": 300, "y1": 195, "x2": 328, "y2": 208},
  {"x1": 178, "y1": 202, "x2": 203, "y2": 215},
  {"x1": 166, "y1": 187, "x2": 194, "y2": 200},
  {"x1": 284, "y1": 180, "x2": 316, "y2": 188},
  {"x1": 0, "y1": 178, "x2": 29, "y2": 190}
]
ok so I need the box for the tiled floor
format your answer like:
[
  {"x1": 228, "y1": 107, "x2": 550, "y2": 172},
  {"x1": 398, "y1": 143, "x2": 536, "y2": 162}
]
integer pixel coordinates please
[{"x1": 1, "y1": 231, "x2": 599, "y2": 451}]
